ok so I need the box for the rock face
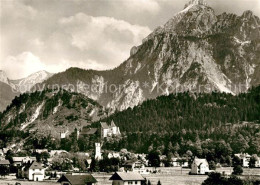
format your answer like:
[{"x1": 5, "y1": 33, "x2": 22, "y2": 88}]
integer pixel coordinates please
[{"x1": 32, "y1": 2, "x2": 260, "y2": 112}]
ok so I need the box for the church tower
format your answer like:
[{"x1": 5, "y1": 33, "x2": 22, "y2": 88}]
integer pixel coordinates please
[{"x1": 95, "y1": 143, "x2": 102, "y2": 160}]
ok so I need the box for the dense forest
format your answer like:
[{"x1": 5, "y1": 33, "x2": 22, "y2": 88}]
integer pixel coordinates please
[
  {"x1": 92, "y1": 86, "x2": 260, "y2": 164},
  {"x1": 0, "y1": 86, "x2": 259, "y2": 166}
]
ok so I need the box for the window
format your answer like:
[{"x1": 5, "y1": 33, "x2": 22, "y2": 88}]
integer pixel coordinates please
[
  {"x1": 135, "y1": 181, "x2": 138, "y2": 184},
  {"x1": 128, "y1": 181, "x2": 133, "y2": 184}
]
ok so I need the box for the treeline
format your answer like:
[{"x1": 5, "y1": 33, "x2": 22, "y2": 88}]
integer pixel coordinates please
[
  {"x1": 96, "y1": 86, "x2": 260, "y2": 132},
  {"x1": 94, "y1": 86, "x2": 260, "y2": 163}
]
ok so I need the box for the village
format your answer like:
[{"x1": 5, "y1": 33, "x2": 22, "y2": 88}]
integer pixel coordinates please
[{"x1": 0, "y1": 121, "x2": 260, "y2": 185}]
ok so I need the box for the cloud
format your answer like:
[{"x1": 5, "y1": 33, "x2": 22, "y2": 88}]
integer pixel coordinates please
[
  {"x1": 58, "y1": 12, "x2": 151, "y2": 67},
  {"x1": 2, "y1": 52, "x2": 46, "y2": 79},
  {"x1": 1, "y1": 0, "x2": 259, "y2": 79}
]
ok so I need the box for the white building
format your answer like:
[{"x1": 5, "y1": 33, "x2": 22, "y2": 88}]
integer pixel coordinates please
[
  {"x1": 49, "y1": 150, "x2": 68, "y2": 157},
  {"x1": 60, "y1": 130, "x2": 69, "y2": 139},
  {"x1": 234, "y1": 153, "x2": 251, "y2": 167},
  {"x1": 28, "y1": 161, "x2": 45, "y2": 181},
  {"x1": 171, "y1": 157, "x2": 189, "y2": 167},
  {"x1": 124, "y1": 160, "x2": 149, "y2": 175},
  {"x1": 190, "y1": 157, "x2": 210, "y2": 175},
  {"x1": 101, "y1": 120, "x2": 120, "y2": 138},
  {"x1": 95, "y1": 143, "x2": 102, "y2": 160},
  {"x1": 109, "y1": 172, "x2": 145, "y2": 185},
  {"x1": 12, "y1": 156, "x2": 36, "y2": 167},
  {"x1": 108, "y1": 152, "x2": 120, "y2": 159}
]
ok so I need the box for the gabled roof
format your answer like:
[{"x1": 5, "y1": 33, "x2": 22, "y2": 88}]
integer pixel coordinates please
[
  {"x1": 0, "y1": 160, "x2": 10, "y2": 165},
  {"x1": 58, "y1": 174, "x2": 97, "y2": 184},
  {"x1": 81, "y1": 128, "x2": 98, "y2": 135},
  {"x1": 111, "y1": 120, "x2": 116, "y2": 127},
  {"x1": 12, "y1": 157, "x2": 25, "y2": 162},
  {"x1": 29, "y1": 161, "x2": 44, "y2": 170},
  {"x1": 193, "y1": 158, "x2": 208, "y2": 166},
  {"x1": 109, "y1": 172, "x2": 145, "y2": 181},
  {"x1": 101, "y1": 122, "x2": 109, "y2": 129}
]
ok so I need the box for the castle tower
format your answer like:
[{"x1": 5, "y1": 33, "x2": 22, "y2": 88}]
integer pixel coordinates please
[{"x1": 95, "y1": 143, "x2": 102, "y2": 160}]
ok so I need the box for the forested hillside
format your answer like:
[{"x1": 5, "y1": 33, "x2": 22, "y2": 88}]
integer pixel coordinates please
[{"x1": 93, "y1": 86, "x2": 260, "y2": 163}]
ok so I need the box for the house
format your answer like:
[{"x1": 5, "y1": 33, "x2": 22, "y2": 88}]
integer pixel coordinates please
[
  {"x1": 101, "y1": 120, "x2": 120, "y2": 138},
  {"x1": 171, "y1": 157, "x2": 189, "y2": 167},
  {"x1": 58, "y1": 174, "x2": 97, "y2": 185},
  {"x1": 234, "y1": 153, "x2": 251, "y2": 167},
  {"x1": 79, "y1": 128, "x2": 98, "y2": 138},
  {"x1": 190, "y1": 157, "x2": 210, "y2": 175},
  {"x1": 50, "y1": 150, "x2": 68, "y2": 157},
  {"x1": 0, "y1": 160, "x2": 10, "y2": 167},
  {"x1": 28, "y1": 161, "x2": 45, "y2": 181},
  {"x1": 108, "y1": 152, "x2": 120, "y2": 159},
  {"x1": 35, "y1": 149, "x2": 48, "y2": 154},
  {"x1": 109, "y1": 172, "x2": 145, "y2": 185},
  {"x1": 12, "y1": 156, "x2": 36, "y2": 167},
  {"x1": 123, "y1": 160, "x2": 149, "y2": 175},
  {"x1": 60, "y1": 130, "x2": 69, "y2": 139}
]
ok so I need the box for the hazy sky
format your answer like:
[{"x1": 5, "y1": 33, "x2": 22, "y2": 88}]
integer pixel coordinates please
[{"x1": 0, "y1": 0, "x2": 259, "y2": 79}]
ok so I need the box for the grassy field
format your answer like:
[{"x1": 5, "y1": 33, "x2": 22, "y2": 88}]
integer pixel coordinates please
[{"x1": 1, "y1": 167, "x2": 260, "y2": 185}]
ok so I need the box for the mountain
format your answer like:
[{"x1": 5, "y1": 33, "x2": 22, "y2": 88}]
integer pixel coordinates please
[
  {"x1": 93, "y1": 86, "x2": 260, "y2": 153},
  {"x1": 0, "y1": 70, "x2": 53, "y2": 112},
  {"x1": 0, "y1": 70, "x2": 9, "y2": 85},
  {"x1": 34, "y1": 0, "x2": 260, "y2": 112},
  {"x1": 0, "y1": 89, "x2": 105, "y2": 138},
  {"x1": 9, "y1": 70, "x2": 53, "y2": 92}
]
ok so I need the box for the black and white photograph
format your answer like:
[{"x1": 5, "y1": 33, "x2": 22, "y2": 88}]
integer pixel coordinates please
[{"x1": 0, "y1": 0, "x2": 260, "y2": 184}]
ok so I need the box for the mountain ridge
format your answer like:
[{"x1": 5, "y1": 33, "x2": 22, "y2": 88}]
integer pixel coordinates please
[
  {"x1": 33, "y1": 3, "x2": 260, "y2": 112},
  {"x1": 0, "y1": 70, "x2": 53, "y2": 112}
]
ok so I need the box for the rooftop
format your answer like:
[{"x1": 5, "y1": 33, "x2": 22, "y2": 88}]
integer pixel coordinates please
[
  {"x1": 109, "y1": 172, "x2": 145, "y2": 181},
  {"x1": 29, "y1": 161, "x2": 44, "y2": 170},
  {"x1": 58, "y1": 174, "x2": 97, "y2": 184},
  {"x1": 0, "y1": 160, "x2": 10, "y2": 165}
]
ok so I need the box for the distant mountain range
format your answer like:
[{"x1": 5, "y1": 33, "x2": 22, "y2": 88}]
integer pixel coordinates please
[{"x1": 0, "y1": 70, "x2": 53, "y2": 112}]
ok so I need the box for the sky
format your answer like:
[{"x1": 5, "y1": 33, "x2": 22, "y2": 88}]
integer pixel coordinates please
[{"x1": 0, "y1": 0, "x2": 259, "y2": 79}]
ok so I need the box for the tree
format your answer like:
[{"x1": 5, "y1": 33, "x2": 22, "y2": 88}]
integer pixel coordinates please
[
  {"x1": 157, "y1": 180, "x2": 162, "y2": 185},
  {"x1": 232, "y1": 156, "x2": 242, "y2": 167},
  {"x1": 147, "y1": 151, "x2": 160, "y2": 168},
  {"x1": 0, "y1": 166, "x2": 9, "y2": 177},
  {"x1": 147, "y1": 180, "x2": 151, "y2": 185},
  {"x1": 209, "y1": 161, "x2": 216, "y2": 170},
  {"x1": 233, "y1": 165, "x2": 243, "y2": 175},
  {"x1": 249, "y1": 155, "x2": 258, "y2": 168},
  {"x1": 89, "y1": 157, "x2": 99, "y2": 172}
]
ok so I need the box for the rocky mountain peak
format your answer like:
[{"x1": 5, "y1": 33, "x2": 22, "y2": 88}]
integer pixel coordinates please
[
  {"x1": 184, "y1": 0, "x2": 208, "y2": 9},
  {"x1": 0, "y1": 70, "x2": 9, "y2": 85},
  {"x1": 242, "y1": 10, "x2": 254, "y2": 19}
]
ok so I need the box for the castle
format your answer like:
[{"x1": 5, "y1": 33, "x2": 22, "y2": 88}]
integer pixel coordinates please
[{"x1": 101, "y1": 120, "x2": 121, "y2": 138}]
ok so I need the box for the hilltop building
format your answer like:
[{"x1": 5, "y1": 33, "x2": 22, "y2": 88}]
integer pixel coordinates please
[{"x1": 101, "y1": 120, "x2": 120, "y2": 138}]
